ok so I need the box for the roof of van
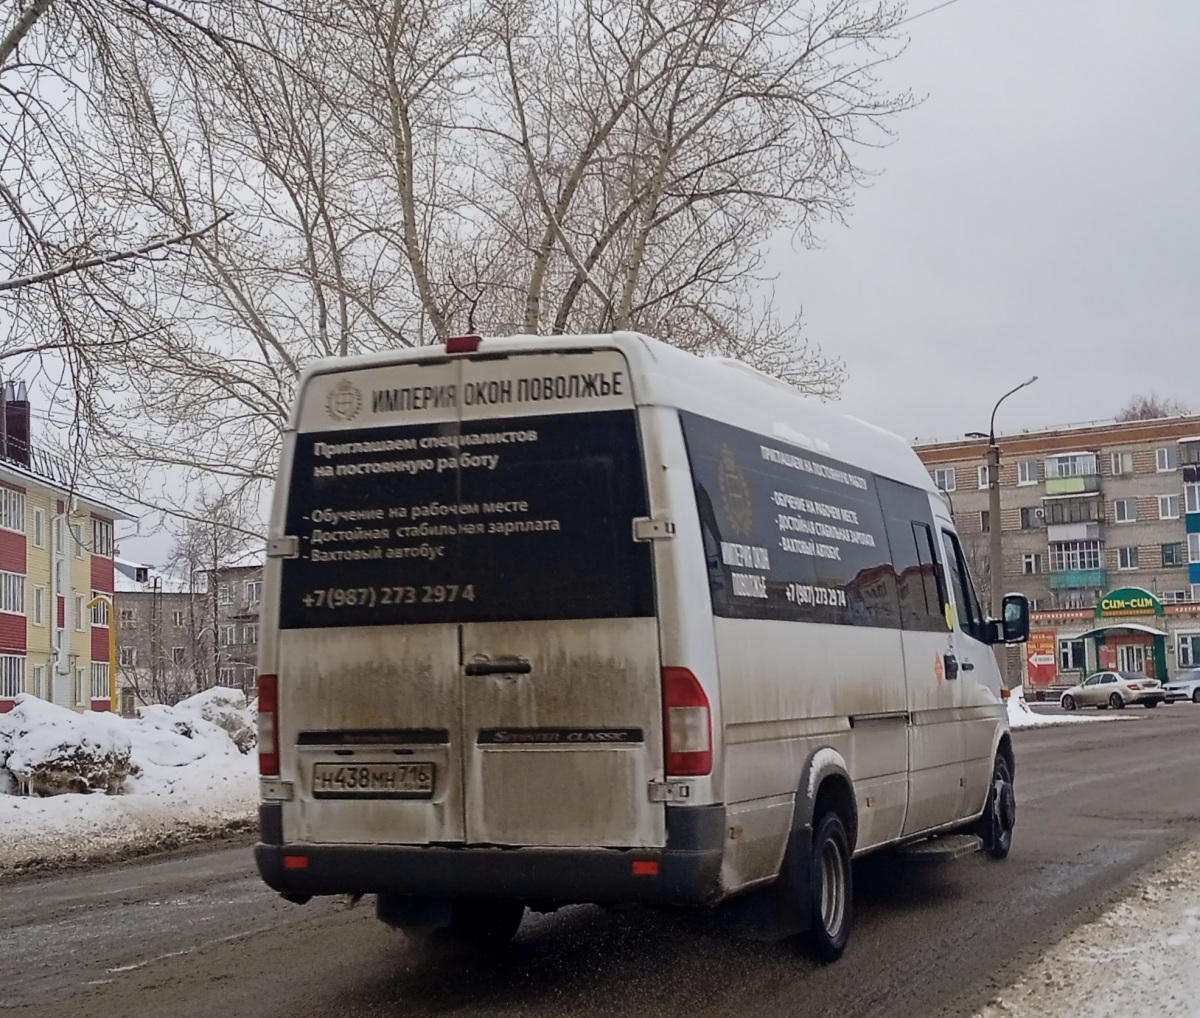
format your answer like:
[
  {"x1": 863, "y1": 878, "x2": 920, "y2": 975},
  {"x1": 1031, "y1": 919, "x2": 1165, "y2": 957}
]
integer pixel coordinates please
[{"x1": 296, "y1": 332, "x2": 937, "y2": 494}]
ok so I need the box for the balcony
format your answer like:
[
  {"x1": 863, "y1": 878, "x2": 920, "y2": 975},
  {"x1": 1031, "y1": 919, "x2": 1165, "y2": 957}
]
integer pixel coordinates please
[
  {"x1": 1049, "y1": 568, "x2": 1107, "y2": 590},
  {"x1": 1045, "y1": 475, "x2": 1101, "y2": 496},
  {"x1": 1046, "y1": 522, "x2": 1101, "y2": 543}
]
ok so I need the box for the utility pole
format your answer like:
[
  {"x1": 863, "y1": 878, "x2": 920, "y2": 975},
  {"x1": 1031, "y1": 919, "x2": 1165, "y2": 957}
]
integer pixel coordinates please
[{"x1": 968, "y1": 375, "x2": 1038, "y2": 686}]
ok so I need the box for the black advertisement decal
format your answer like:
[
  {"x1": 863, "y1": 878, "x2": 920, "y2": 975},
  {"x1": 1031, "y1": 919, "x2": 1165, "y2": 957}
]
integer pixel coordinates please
[
  {"x1": 679, "y1": 411, "x2": 902, "y2": 628},
  {"x1": 280, "y1": 410, "x2": 654, "y2": 628}
]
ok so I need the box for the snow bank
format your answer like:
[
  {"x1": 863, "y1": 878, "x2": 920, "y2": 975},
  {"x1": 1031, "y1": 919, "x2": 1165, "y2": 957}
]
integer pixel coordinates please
[
  {"x1": 974, "y1": 844, "x2": 1200, "y2": 1018},
  {"x1": 1007, "y1": 686, "x2": 1108, "y2": 729},
  {"x1": 0, "y1": 690, "x2": 258, "y2": 872}
]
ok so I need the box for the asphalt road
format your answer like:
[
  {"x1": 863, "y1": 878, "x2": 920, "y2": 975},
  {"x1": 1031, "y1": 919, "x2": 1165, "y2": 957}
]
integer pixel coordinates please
[{"x1": 5, "y1": 706, "x2": 1200, "y2": 1018}]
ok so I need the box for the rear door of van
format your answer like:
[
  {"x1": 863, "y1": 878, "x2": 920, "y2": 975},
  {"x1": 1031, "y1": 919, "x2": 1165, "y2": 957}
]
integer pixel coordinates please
[{"x1": 277, "y1": 347, "x2": 664, "y2": 851}]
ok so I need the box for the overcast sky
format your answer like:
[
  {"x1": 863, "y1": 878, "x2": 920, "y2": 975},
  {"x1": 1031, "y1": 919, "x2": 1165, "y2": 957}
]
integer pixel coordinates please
[{"x1": 772, "y1": 0, "x2": 1200, "y2": 445}]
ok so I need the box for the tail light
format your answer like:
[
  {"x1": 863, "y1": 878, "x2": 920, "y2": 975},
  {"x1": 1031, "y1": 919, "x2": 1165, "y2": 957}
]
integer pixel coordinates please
[
  {"x1": 662, "y1": 667, "x2": 712, "y2": 776},
  {"x1": 1127, "y1": 683, "x2": 1141, "y2": 690},
  {"x1": 258, "y1": 673, "x2": 280, "y2": 776}
]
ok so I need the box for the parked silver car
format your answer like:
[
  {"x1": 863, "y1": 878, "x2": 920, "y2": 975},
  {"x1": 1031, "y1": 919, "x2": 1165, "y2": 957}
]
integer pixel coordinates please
[
  {"x1": 1163, "y1": 668, "x2": 1200, "y2": 704},
  {"x1": 1060, "y1": 671, "x2": 1165, "y2": 710}
]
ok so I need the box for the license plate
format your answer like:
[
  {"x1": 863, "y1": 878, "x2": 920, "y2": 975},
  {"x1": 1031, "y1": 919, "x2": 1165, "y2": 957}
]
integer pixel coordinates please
[{"x1": 312, "y1": 762, "x2": 434, "y2": 799}]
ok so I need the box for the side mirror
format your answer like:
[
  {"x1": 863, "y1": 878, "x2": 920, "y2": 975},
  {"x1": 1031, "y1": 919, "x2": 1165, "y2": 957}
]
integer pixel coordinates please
[{"x1": 1000, "y1": 593, "x2": 1030, "y2": 644}]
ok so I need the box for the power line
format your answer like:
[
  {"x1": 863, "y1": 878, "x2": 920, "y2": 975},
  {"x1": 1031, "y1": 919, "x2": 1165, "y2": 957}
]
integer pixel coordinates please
[{"x1": 897, "y1": 0, "x2": 969, "y2": 28}]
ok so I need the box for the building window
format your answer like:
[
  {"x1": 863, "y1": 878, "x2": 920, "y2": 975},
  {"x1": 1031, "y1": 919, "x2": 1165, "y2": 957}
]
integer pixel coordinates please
[
  {"x1": 72, "y1": 523, "x2": 84, "y2": 558},
  {"x1": 1027, "y1": 598, "x2": 1041, "y2": 611},
  {"x1": 1157, "y1": 447, "x2": 1178, "y2": 472},
  {"x1": 977, "y1": 465, "x2": 990, "y2": 489},
  {"x1": 53, "y1": 518, "x2": 63, "y2": 555},
  {"x1": 1117, "y1": 546, "x2": 1139, "y2": 570},
  {"x1": 1113, "y1": 498, "x2": 1137, "y2": 522},
  {"x1": 1179, "y1": 634, "x2": 1200, "y2": 668},
  {"x1": 1059, "y1": 638, "x2": 1086, "y2": 671},
  {"x1": 1186, "y1": 483, "x2": 1200, "y2": 515},
  {"x1": 90, "y1": 662, "x2": 110, "y2": 700},
  {"x1": 1159, "y1": 494, "x2": 1180, "y2": 519},
  {"x1": 933, "y1": 468, "x2": 956, "y2": 492},
  {"x1": 92, "y1": 518, "x2": 113, "y2": 557},
  {"x1": 243, "y1": 623, "x2": 259, "y2": 646},
  {"x1": 1182, "y1": 442, "x2": 1200, "y2": 467},
  {"x1": 0, "y1": 571, "x2": 25, "y2": 614},
  {"x1": 979, "y1": 510, "x2": 990, "y2": 532},
  {"x1": 1050, "y1": 540, "x2": 1102, "y2": 571},
  {"x1": 173, "y1": 609, "x2": 185, "y2": 627},
  {"x1": 218, "y1": 667, "x2": 238, "y2": 687},
  {"x1": 1023, "y1": 553, "x2": 1042, "y2": 575},
  {"x1": 74, "y1": 667, "x2": 85, "y2": 705},
  {"x1": 33, "y1": 508, "x2": 44, "y2": 548},
  {"x1": 1163, "y1": 543, "x2": 1184, "y2": 567},
  {"x1": 218, "y1": 582, "x2": 233, "y2": 605},
  {"x1": 119, "y1": 646, "x2": 136, "y2": 667},
  {"x1": 171, "y1": 646, "x2": 186, "y2": 665},
  {"x1": 1189, "y1": 533, "x2": 1200, "y2": 564},
  {"x1": 74, "y1": 595, "x2": 85, "y2": 631},
  {"x1": 219, "y1": 625, "x2": 235, "y2": 647},
  {"x1": 0, "y1": 654, "x2": 25, "y2": 697},
  {"x1": 0, "y1": 488, "x2": 25, "y2": 533},
  {"x1": 90, "y1": 594, "x2": 109, "y2": 626},
  {"x1": 245, "y1": 580, "x2": 262, "y2": 604},
  {"x1": 32, "y1": 586, "x2": 44, "y2": 626},
  {"x1": 1017, "y1": 460, "x2": 1037, "y2": 486},
  {"x1": 1046, "y1": 498, "x2": 1100, "y2": 524},
  {"x1": 1161, "y1": 590, "x2": 1188, "y2": 604},
  {"x1": 32, "y1": 664, "x2": 45, "y2": 699},
  {"x1": 1193, "y1": 584, "x2": 1200, "y2": 603},
  {"x1": 1110, "y1": 451, "x2": 1134, "y2": 476},
  {"x1": 1045, "y1": 454, "x2": 1097, "y2": 478},
  {"x1": 119, "y1": 607, "x2": 136, "y2": 622}
]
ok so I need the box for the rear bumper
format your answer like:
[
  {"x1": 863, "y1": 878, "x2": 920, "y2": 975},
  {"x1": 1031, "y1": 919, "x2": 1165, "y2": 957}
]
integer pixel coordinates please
[
  {"x1": 255, "y1": 803, "x2": 726, "y2": 907},
  {"x1": 1128, "y1": 692, "x2": 1165, "y2": 705}
]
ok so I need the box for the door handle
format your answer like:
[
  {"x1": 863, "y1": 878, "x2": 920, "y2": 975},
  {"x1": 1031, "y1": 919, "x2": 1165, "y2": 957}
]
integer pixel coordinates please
[
  {"x1": 959, "y1": 660, "x2": 975, "y2": 672},
  {"x1": 944, "y1": 653, "x2": 959, "y2": 681},
  {"x1": 464, "y1": 658, "x2": 531, "y2": 676}
]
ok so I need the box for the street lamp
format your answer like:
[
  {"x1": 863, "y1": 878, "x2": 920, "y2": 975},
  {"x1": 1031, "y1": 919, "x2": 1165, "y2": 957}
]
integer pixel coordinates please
[{"x1": 966, "y1": 376, "x2": 1038, "y2": 682}]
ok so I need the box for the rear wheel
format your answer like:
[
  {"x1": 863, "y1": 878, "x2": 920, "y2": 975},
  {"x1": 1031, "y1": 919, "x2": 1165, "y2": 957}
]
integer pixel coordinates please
[
  {"x1": 975, "y1": 754, "x2": 1015, "y2": 860},
  {"x1": 1192, "y1": 689, "x2": 1200, "y2": 705},
  {"x1": 808, "y1": 812, "x2": 853, "y2": 963},
  {"x1": 1061, "y1": 694, "x2": 1076, "y2": 711},
  {"x1": 1109, "y1": 692, "x2": 1125, "y2": 710}
]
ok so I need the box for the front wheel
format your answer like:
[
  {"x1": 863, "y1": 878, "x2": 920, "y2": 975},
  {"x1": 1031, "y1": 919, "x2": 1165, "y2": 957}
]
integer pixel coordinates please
[
  {"x1": 1192, "y1": 689, "x2": 1200, "y2": 705},
  {"x1": 1144, "y1": 701, "x2": 1159, "y2": 709},
  {"x1": 1109, "y1": 692, "x2": 1125, "y2": 710},
  {"x1": 808, "y1": 812, "x2": 853, "y2": 963},
  {"x1": 975, "y1": 754, "x2": 1015, "y2": 859},
  {"x1": 1061, "y1": 694, "x2": 1076, "y2": 711}
]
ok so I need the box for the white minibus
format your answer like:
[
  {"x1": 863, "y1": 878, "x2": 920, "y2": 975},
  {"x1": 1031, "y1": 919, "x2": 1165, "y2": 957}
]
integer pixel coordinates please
[{"x1": 255, "y1": 332, "x2": 1028, "y2": 960}]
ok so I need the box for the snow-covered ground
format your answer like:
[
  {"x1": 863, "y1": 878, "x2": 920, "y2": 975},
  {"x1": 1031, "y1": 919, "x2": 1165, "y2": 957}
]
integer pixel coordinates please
[
  {"x1": 1006, "y1": 686, "x2": 1138, "y2": 730},
  {"x1": 974, "y1": 843, "x2": 1200, "y2": 1018},
  {"x1": 0, "y1": 689, "x2": 257, "y2": 873}
]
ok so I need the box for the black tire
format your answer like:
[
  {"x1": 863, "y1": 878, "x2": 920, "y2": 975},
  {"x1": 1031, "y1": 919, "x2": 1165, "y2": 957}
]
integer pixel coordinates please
[
  {"x1": 1109, "y1": 692, "x2": 1125, "y2": 710},
  {"x1": 1096, "y1": 703, "x2": 1108, "y2": 710},
  {"x1": 1061, "y1": 694, "x2": 1076, "y2": 711},
  {"x1": 442, "y1": 899, "x2": 525, "y2": 947},
  {"x1": 1192, "y1": 689, "x2": 1200, "y2": 705},
  {"x1": 1144, "y1": 701, "x2": 1159, "y2": 709},
  {"x1": 808, "y1": 812, "x2": 853, "y2": 963},
  {"x1": 975, "y1": 754, "x2": 1015, "y2": 860}
]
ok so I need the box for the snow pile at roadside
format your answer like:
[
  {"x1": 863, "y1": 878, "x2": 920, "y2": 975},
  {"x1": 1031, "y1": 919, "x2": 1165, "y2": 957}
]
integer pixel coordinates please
[
  {"x1": 974, "y1": 844, "x2": 1200, "y2": 1018},
  {"x1": 0, "y1": 696, "x2": 132, "y2": 795},
  {"x1": 0, "y1": 690, "x2": 258, "y2": 872},
  {"x1": 1006, "y1": 686, "x2": 1105, "y2": 729}
]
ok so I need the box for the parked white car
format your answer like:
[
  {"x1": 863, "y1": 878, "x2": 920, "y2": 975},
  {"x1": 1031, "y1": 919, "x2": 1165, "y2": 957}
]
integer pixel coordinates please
[
  {"x1": 1163, "y1": 668, "x2": 1200, "y2": 704},
  {"x1": 1060, "y1": 671, "x2": 1165, "y2": 710}
]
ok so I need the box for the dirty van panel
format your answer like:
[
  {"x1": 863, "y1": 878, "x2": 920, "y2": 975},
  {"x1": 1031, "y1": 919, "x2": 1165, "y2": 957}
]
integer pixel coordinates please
[{"x1": 278, "y1": 347, "x2": 663, "y2": 851}]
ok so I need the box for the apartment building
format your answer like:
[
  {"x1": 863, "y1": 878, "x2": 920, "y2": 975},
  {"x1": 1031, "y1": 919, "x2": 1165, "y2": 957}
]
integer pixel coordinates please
[
  {"x1": 114, "y1": 556, "x2": 263, "y2": 708},
  {"x1": 0, "y1": 382, "x2": 132, "y2": 713},
  {"x1": 915, "y1": 415, "x2": 1200, "y2": 686}
]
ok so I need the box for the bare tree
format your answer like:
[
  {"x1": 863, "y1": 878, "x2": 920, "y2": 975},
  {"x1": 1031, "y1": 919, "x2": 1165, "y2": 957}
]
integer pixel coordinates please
[
  {"x1": 8, "y1": 0, "x2": 911, "y2": 526},
  {"x1": 1116, "y1": 393, "x2": 1190, "y2": 422}
]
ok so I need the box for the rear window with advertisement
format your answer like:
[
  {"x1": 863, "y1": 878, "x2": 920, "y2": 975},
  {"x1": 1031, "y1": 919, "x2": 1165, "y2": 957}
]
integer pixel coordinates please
[{"x1": 280, "y1": 408, "x2": 654, "y2": 628}]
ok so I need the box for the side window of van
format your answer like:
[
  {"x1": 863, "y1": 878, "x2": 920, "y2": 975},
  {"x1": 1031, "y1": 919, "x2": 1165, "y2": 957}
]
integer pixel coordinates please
[
  {"x1": 875, "y1": 476, "x2": 946, "y2": 632},
  {"x1": 940, "y1": 530, "x2": 986, "y2": 641}
]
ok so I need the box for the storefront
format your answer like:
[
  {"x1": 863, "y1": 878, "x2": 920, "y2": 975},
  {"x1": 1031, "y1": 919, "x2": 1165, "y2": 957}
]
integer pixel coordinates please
[{"x1": 1025, "y1": 587, "x2": 1200, "y2": 689}]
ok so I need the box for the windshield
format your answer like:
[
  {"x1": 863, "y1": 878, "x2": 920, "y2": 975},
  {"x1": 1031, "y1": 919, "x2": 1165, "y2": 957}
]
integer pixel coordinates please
[{"x1": 280, "y1": 409, "x2": 654, "y2": 628}]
